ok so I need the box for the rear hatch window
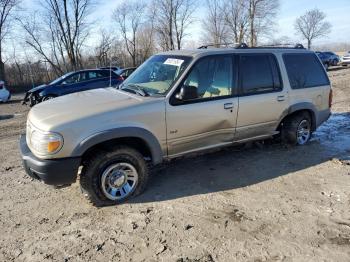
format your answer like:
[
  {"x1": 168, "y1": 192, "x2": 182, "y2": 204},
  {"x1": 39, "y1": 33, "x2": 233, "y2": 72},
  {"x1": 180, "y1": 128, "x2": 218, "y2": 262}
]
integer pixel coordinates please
[{"x1": 283, "y1": 53, "x2": 330, "y2": 89}]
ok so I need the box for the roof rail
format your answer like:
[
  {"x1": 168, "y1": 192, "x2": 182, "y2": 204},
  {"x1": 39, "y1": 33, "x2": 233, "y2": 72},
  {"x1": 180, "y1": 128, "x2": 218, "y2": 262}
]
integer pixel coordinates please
[
  {"x1": 255, "y1": 43, "x2": 305, "y2": 49},
  {"x1": 198, "y1": 42, "x2": 242, "y2": 49},
  {"x1": 197, "y1": 42, "x2": 305, "y2": 50}
]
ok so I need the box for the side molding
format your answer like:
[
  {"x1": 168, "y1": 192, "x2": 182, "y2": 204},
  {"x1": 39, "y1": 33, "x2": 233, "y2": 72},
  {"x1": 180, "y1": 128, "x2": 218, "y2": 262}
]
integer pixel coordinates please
[{"x1": 72, "y1": 127, "x2": 163, "y2": 165}]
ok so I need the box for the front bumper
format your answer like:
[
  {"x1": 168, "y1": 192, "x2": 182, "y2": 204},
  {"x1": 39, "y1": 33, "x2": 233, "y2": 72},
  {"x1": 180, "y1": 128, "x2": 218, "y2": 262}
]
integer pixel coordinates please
[{"x1": 19, "y1": 134, "x2": 81, "y2": 186}]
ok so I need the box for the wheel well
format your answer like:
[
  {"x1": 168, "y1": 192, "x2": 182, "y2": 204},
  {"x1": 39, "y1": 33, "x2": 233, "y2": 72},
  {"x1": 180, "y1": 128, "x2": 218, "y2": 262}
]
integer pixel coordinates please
[
  {"x1": 81, "y1": 137, "x2": 152, "y2": 164},
  {"x1": 278, "y1": 109, "x2": 316, "y2": 131}
]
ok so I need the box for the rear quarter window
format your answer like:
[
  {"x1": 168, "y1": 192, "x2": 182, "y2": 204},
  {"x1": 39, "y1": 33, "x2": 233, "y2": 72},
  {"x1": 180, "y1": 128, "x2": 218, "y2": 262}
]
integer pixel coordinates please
[{"x1": 283, "y1": 53, "x2": 330, "y2": 89}]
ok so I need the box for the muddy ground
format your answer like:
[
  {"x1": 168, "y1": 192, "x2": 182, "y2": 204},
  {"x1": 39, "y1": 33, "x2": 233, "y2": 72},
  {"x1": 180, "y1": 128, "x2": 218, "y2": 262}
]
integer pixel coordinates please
[{"x1": 1, "y1": 67, "x2": 350, "y2": 262}]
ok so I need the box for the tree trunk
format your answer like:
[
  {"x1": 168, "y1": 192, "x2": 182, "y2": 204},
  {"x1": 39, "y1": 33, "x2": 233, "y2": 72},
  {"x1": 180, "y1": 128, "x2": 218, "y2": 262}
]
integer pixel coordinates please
[
  {"x1": 0, "y1": 60, "x2": 4, "y2": 81},
  {"x1": 0, "y1": 42, "x2": 4, "y2": 80},
  {"x1": 307, "y1": 39, "x2": 311, "y2": 50},
  {"x1": 249, "y1": 1, "x2": 255, "y2": 47}
]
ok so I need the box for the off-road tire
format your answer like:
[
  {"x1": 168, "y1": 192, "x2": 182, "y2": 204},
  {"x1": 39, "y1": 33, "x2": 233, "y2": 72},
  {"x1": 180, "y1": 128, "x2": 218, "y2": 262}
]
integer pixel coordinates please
[
  {"x1": 80, "y1": 146, "x2": 149, "y2": 207},
  {"x1": 282, "y1": 112, "x2": 312, "y2": 146}
]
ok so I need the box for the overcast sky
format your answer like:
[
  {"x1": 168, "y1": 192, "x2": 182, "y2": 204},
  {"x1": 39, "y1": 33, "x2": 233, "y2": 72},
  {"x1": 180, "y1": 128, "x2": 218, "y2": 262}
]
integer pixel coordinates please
[{"x1": 13, "y1": 0, "x2": 350, "y2": 58}]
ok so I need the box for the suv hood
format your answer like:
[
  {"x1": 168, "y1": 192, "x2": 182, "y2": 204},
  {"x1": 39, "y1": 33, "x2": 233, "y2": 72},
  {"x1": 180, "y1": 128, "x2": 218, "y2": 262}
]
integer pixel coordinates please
[{"x1": 29, "y1": 87, "x2": 146, "y2": 130}]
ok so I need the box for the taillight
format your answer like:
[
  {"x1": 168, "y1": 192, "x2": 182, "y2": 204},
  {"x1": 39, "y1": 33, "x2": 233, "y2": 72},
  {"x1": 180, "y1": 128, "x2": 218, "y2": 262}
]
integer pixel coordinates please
[
  {"x1": 0, "y1": 84, "x2": 3, "y2": 89},
  {"x1": 328, "y1": 89, "x2": 333, "y2": 108},
  {"x1": 116, "y1": 75, "x2": 124, "y2": 81}
]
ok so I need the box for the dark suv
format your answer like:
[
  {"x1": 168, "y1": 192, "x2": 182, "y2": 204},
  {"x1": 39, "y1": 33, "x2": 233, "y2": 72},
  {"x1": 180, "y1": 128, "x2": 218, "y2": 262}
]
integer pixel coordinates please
[{"x1": 23, "y1": 69, "x2": 124, "y2": 106}]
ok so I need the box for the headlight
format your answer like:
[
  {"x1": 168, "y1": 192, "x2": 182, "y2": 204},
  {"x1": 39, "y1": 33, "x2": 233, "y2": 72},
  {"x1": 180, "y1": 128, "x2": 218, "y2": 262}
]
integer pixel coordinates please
[{"x1": 30, "y1": 129, "x2": 63, "y2": 155}]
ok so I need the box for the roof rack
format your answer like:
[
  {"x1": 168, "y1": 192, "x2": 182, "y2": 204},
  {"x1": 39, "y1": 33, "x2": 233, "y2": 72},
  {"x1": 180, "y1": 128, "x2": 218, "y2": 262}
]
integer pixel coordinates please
[
  {"x1": 197, "y1": 43, "x2": 305, "y2": 50},
  {"x1": 198, "y1": 43, "x2": 240, "y2": 49},
  {"x1": 254, "y1": 43, "x2": 305, "y2": 49}
]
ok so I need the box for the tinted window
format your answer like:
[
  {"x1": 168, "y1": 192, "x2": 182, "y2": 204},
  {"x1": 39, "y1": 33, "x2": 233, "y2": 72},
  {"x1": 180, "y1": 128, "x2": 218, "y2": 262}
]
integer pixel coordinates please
[
  {"x1": 88, "y1": 71, "x2": 105, "y2": 80},
  {"x1": 63, "y1": 72, "x2": 87, "y2": 84},
  {"x1": 240, "y1": 54, "x2": 282, "y2": 95},
  {"x1": 283, "y1": 53, "x2": 330, "y2": 89},
  {"x1": 182, "y1": 55, "x2": 233, "y2": 100}
]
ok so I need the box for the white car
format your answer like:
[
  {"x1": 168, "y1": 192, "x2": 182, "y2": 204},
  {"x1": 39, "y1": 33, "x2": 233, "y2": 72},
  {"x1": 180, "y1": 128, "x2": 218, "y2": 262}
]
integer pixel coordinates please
[
  {"x1": 340, "y1": 51, "x2": 350, "y2": 66},
  {"x1": 0, "y1": 81, "x2": 11, "y2": 102}
]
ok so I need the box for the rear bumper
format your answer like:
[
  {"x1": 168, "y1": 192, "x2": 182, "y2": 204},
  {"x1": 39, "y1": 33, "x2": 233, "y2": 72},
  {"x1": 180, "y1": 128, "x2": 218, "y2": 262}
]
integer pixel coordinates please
[{"x1": 19, "y1": 134, "x2": 81, "y2": 186}]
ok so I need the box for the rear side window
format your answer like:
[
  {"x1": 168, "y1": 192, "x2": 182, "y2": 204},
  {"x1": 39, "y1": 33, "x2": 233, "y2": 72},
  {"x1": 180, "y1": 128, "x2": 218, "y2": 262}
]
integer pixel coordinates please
[
  {"x1": 283, "y1": 53, "x2": 330, "y2": 89},
  {"x1": 240, "y1": 54, "x2": 282, "y2": 95},
  {"x1": 88, "y1": 71, "x2": 106, "y2": 80}
]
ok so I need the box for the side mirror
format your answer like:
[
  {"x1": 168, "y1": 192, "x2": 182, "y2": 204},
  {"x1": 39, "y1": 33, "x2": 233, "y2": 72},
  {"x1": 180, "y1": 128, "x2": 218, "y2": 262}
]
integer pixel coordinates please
[{"x1": 175, "y1": 85, "x2": 197, "y2": 101}]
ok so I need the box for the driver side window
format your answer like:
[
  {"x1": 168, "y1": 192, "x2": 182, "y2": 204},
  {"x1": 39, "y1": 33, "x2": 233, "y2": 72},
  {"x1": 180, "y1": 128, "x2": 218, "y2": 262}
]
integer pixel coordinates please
[{"x1": 183, "y1": 56, "x2": 233, "y2": 100}]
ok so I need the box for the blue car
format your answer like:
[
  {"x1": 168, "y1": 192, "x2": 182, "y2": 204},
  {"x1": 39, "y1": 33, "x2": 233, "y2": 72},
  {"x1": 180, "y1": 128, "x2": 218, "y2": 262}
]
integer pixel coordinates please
[{"x1": 23, "y1": 69, "x2": 124, "y2": 106}]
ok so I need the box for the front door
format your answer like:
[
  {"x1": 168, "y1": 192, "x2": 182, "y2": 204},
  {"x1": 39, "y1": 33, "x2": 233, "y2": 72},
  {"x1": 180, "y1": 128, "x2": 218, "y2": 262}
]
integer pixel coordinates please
[{"x1": 166, "y1": 55, "x2": 238, "y2": 157}]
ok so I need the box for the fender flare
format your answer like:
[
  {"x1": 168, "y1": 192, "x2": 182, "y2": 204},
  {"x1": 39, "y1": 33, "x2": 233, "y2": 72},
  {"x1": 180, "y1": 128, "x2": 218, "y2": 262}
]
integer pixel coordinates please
[
  {"x1": 278, "y1": 102, "x2": 317, "y2": 130},
  {"x1": 72, "y1": 127, "x2": 163, "y2": 165}
]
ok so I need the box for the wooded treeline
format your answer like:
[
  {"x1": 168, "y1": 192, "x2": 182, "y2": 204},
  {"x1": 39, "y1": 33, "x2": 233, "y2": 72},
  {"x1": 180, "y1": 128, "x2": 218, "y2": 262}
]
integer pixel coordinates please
[{"x1": 0, "y1": 0, "x2": 334, "y2": 91}]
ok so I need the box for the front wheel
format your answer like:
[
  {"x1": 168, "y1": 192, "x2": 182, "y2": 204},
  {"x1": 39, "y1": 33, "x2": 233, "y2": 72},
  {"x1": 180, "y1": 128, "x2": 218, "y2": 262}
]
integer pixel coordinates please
[
  {"x1": 80, "y1": 146, "x2": 149, "y2": 206},
  {"x1": 42, "y1": 95, "x2": 56, "y2": 102},
  {"x1": 282, "y1": 112, "x2": 312, "y2": 146}
]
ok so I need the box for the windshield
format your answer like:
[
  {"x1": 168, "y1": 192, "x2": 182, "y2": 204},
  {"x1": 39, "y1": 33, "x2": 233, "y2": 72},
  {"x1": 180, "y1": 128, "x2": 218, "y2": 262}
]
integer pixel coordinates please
[
  {"x1": 120, "y1": 55, "x2": 191, "y2": 96},
  {"x1": 50, "y1": 72, "x2": 74, "y2": 85}
]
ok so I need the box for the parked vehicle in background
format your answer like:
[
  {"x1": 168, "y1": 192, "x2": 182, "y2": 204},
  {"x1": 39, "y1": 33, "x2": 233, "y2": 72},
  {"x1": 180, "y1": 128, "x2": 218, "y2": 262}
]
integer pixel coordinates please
[
  {"x1": 0, "y1": 81, "x2": 11, "y2": 103},
  {"x1": 20, "y1": 44, "x2": 332, "y2": 206},
  {"x1": 340, "y1": 51, "x2": 350, "y2": 66},
  {"x1": 22, "y1": 69, "x2": 124, "y2": 107},
  {"x1": 116, "y1": 67, "x2": 137, "y2": 80},
  {"x1": 315, "y1": 51, "x2": 339, "y2": 70}
]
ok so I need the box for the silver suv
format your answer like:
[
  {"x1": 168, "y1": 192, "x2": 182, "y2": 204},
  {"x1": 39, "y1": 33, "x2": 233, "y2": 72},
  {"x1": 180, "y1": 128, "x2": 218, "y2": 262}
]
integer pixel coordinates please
[{"x1": 20, "y1": 45, "x2": 332, "y2": 206}]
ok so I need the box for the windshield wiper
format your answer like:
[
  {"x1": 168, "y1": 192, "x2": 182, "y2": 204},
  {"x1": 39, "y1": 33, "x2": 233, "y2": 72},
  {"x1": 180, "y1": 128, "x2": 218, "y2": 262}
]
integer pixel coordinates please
[{"x1": 121, "y1": 84, "x2": 149, "y2": 97}]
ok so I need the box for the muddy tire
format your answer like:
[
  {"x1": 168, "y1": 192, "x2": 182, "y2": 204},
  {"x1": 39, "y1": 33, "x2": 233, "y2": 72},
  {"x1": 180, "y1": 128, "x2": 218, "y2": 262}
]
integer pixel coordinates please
[
  {"x1": 80, "y1": 146, "x2": 149, "y2": 207},
  {"x1": 282, "y1": 112, "x2": 312, "y2": 146}
]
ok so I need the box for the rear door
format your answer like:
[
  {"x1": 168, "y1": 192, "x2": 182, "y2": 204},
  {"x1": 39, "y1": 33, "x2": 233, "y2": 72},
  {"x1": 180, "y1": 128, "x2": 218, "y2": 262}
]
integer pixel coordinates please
[
  {"x1": 85, "y1": 71, "x2": 111, "y2": 89},
  {"x1": 235, "y1": 53, "x2": 288, "y2": 141}
]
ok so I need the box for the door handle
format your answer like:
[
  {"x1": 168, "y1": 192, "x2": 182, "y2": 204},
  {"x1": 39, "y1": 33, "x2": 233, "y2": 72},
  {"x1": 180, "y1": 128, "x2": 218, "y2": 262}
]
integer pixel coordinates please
[
  {"x1": 224, "y1": 103, "x2": 234, "y2": 109},
  {"x1": 277, "y1": 95, "x2": 285, "y2": 102}
]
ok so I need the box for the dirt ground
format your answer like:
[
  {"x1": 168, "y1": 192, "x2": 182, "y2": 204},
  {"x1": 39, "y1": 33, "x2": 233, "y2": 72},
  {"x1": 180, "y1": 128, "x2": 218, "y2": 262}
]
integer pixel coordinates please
[{"x1": 1, "y1": 67, "x2": 350, "y2": 262}]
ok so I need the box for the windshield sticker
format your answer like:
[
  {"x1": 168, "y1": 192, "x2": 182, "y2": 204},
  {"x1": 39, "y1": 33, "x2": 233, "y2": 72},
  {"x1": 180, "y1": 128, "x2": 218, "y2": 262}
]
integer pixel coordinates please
[{"x1": 164, "y1": 58, "x2": 184, "y2": 67}]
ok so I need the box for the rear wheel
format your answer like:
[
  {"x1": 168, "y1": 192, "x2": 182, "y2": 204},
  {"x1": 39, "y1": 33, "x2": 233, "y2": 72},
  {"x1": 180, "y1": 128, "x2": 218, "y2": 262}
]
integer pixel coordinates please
[
  {"x1": 80, "y1": 146, "x2": 149, "y2": 206},
  {"x1": 282, "y1": 112, "x2": 312, "y2": 146}
]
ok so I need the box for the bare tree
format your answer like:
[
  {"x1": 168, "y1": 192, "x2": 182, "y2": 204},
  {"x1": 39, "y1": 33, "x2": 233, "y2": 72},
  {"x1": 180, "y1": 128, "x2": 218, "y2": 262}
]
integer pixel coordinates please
[
  {"x1": 248, "y1": 0, "x2": 279, "y2": 46},
  {"x1": 113, "y1": 1, "x2": 147, "y2": 66},
  {"x1": 295, "y1": 8, "x2": 331, "y2": 50},
  {"x1": 94, "y1": 29, "x2": 114, "y2": 67},
  {"x1": 21, "y1": 0, "x2": 92, "y2": 75},
  {"x1": 202, "y1": 0, "x2": 228, "y2": 46},
  {"x1": 223, "y1": 0, "x2": 249, "y2": 43},
  {"x1": 0, "y1": 0, "x2": 20, "y2": 80},
  {"x1": 153, "y1": 0, "x2": 195, "y2": 50}
]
